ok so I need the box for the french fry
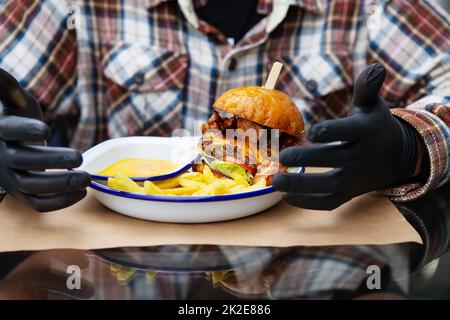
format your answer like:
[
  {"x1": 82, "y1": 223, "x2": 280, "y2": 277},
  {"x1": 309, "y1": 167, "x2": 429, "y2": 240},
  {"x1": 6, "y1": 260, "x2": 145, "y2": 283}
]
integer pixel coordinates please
[
  {"x1": 210, "y1": 180, "x2": 229, "y2": 195},
  {"x1": 249, "y1": 178, "x2": 266, "y2": 190},
  {"x1": 220, "y1": 178, "x2": 238, "y2": 188},
  {"x1": 164, "y1": 186, "x2": 199, "y2": 195},
  {"x1": 178, "y1": 172, "x2": 202, "y2": 180},
  {"x1": 192, "y1": 185, "x2": 212, "y2": 196},
  {"x1": 154, "y1": 177, "x2": 180, "y2": 189},
  {"x1": 153, "y1": 171, "x2": 203, "y2": 189},
  {"x1": 230, "y1": 178, "x2": 267, "y2": 194},
  {"x1": 116, "y1": 267, "x2": 137, "y2": 283},
  {"x1": 106, "y1": 168, "x2": 268, "y2": 197},
  {"x1": 191, "y1": 175, "x2": 205, "y2": 183},
  {"x1": 108, "y1": 174, "x2": 143, "y2": 193},
  {"x1": 145, "y1": 271, "x2": 157, "y2": 282},
  {"x1": 143, "y1": 180, "x2": 165, "y2": 195},
  {"x1": 179, "y1": 178, "x2": 206, "y2": 188},
  {"x1": 229, "y1": 184, "x2": 248, "y2": 194},
  {"x1": 110, "y1": 264, "x2": 121, "y2": 272},
  {"x1": 211, "y1": 271, "x2": 230, "y2": 284}
]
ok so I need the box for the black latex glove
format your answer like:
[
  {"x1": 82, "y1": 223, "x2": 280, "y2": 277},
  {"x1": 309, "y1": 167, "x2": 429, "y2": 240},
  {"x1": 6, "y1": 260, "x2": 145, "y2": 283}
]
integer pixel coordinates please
[
  {"x1": 0, "y1": 68, "x2": 90, "y2": 212},
  {"x1": 273, "y1": 63, "x2": 423, "y2": 210}
]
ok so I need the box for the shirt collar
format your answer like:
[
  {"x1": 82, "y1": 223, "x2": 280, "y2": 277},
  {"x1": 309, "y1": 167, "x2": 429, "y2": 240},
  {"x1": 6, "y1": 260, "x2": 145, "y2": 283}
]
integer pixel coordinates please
[{"x1": 148, "y1": 0, "x2": 324, "y2": 14}]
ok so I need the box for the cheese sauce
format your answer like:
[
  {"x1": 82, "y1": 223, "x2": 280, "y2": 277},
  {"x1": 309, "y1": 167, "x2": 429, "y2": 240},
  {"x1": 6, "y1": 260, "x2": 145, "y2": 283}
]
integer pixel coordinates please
[{"x1": 99, "y1": 158, "x2": 179, "y2": 177}]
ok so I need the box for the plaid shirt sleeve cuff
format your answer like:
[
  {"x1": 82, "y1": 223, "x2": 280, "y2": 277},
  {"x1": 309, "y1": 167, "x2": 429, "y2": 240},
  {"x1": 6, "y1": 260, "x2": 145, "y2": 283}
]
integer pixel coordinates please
[{"x1": 380, "y1": 107, "x2": 450, "y2": 202}]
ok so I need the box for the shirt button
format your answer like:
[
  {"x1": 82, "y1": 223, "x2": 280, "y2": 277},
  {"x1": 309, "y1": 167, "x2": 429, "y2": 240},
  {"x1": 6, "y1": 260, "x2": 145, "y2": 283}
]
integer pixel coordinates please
[
  {"x1": 133, "y1": 72, "x2": 145, "y2": 86},
  {"x1": 306, "y1": 79, "x2": 318, "y2": 93},
  {"x1": 228, "y1": 58, "x2": 238, "y2": 71}
]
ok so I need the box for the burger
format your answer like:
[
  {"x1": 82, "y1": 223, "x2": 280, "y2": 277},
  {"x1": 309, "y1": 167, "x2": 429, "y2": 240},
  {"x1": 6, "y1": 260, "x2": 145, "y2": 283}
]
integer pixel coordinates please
[{"x1": 195, "y1": 86, "x2": 304, "y2": 186}]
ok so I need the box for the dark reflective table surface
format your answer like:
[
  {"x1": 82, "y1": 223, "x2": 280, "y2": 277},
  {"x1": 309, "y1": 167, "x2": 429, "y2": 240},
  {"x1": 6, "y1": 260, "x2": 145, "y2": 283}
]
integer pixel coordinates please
[{"x1": 0, "y1": 184, "x2": 449, "y2": 300}]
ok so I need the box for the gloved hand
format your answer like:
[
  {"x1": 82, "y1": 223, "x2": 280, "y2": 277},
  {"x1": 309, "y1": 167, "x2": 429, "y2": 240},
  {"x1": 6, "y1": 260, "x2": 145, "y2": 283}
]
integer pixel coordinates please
[
  {"x1": 273, "y1": 63, "x2": 425, "y2": 210},
  {"x1": 0, "y1": 68, "x2": 90, "y2": 212}
]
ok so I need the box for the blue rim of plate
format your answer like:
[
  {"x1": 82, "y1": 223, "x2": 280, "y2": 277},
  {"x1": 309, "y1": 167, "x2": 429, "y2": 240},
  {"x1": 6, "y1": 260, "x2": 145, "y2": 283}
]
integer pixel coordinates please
[
  {"x1": 94, "y1": 251, "x2": 240, "y2": 272},
  {"x1": 89, "y1": 167, "x2": 304, "y2": 203},
  {"x1": 90, "y1": 155, "x2": 200, "y2": 182}
]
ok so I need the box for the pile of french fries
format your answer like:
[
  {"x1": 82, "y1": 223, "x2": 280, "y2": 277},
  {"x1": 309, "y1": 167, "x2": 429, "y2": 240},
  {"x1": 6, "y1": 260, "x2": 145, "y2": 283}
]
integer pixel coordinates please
[{"x1": 107, "y1": 165, "x2": 266, "y2": 196}]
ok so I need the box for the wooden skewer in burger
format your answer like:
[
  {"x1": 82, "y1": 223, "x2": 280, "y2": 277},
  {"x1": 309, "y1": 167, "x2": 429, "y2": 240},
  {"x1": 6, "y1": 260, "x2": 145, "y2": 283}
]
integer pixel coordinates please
[{"x1": 196, "y1": 62, "x2": 305, "y2": 186}]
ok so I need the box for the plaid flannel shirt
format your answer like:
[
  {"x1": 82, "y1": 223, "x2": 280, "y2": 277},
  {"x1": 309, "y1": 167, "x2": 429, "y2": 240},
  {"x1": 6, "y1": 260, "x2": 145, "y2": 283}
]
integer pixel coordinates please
[{"x1": 0, "y1": 0, "x2": 449, "y2": 201}]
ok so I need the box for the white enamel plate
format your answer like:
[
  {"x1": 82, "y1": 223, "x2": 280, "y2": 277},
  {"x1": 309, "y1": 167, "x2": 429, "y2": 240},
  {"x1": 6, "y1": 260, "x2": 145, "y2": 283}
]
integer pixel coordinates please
[{"x1": 78, "y1": 136, "x2": 304, "y2": 223}]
